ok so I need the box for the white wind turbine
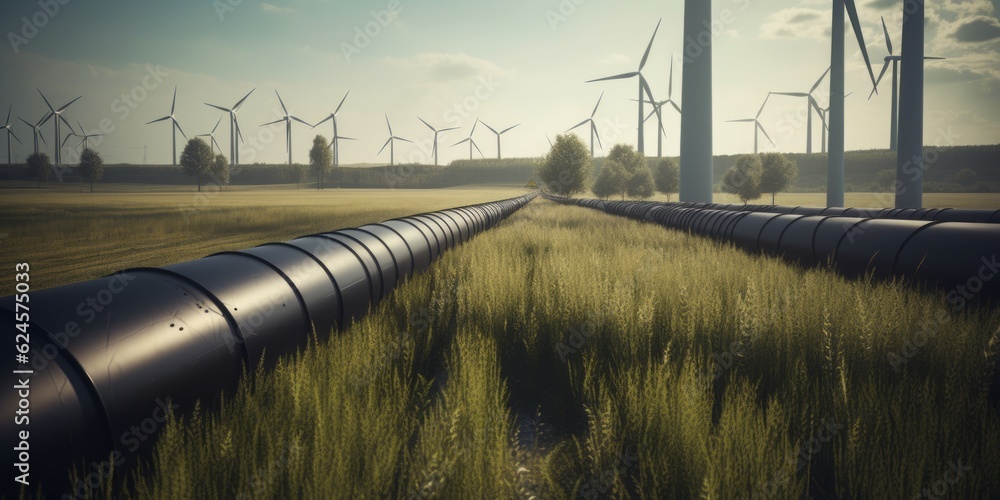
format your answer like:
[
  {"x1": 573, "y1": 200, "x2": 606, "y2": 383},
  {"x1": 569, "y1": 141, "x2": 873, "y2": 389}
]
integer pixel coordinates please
[
  {"x1": 480, "y1": 121, "x2": 520, "y2": 160},
  {"x1": 2, "y1": 106, "x2": 22, "y2": 164},
  {"x1": 379, "y1": 115, "x2": 412, "y2": 166},
  {"x1": 146, "y1": 87, "x2": 187, "y2": 165},
  {"x1": 205, "y1": 88, "x2": 255, "y2": 166},
  {"x1": 567, "y1": 92, "x2": 604, "y2": 158},
  {"x1": 37, "y1": 89, "x2": 81, "y2": 165},
  {"x1": 452, "y1": 119, "x2": 485, "y2": 161},
  {"x1": 314, "y1": 92, "x2": 354, "y2": 167},
  {"x1": 196, "y1": 117, "x2": 224, "y2": 155},
  {"x1": 261, "y1": 90, "x2": 313, "y2": 165},
  {"x1": 418, "y1": 117, "x2": 459, "y2": 166},
  {"x1": 726, "y1": 94, "x2": 775, "y2": 155}
]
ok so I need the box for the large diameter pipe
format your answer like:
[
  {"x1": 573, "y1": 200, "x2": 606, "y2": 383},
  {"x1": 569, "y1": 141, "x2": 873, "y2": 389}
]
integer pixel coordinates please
[
  {"x1": 1, "y1": 192, "x2": 537, "y2": 497},
  {"x1": 543, "y1": 193, "x2": 1000, "y2": 300}
]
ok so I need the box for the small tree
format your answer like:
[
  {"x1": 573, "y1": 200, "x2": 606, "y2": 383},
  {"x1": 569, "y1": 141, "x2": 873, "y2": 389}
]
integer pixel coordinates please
[
  {"x1": 26, "y1": 153, "x2": 52, "y2": 188},
  {"x1": 539, "y1": 134, "x2": 591, "y2": 196},
  {"x1": 309, "y1": 135, "x2": 332, "y2": 190},
  {"x1": 78, "y1": 148, "x2": 104, "y2": 193},
  {"x1": 759, "y1": 152, "x2": 798, "y2": 205},
  {"x1": 180, "y1": 138, "x2": 214, "y2": 192},
  {"x1": 653, "y1": 158, "x2": 680, "y2": 201},
  {"x1": 593, "y1": 160, "x2": 626, "y2": 200},
  {"x1": 722, "y1": 154, "x2": 763, "y2": 204},
  {"x1": 627, "y1": 168, "x2": 656, "y2": 199},
  {"x1": 607, "y1": 144, "x2": 644, "y2": 174},
  {"x1": 292, "y1": 163, "x2": 308, "y2": 189},
  {"x1": 211, "y1": 154, "x2": 230, "y2": 189}
]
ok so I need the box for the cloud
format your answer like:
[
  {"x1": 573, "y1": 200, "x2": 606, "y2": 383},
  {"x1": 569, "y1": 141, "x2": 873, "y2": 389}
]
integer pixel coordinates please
[
  {"x1": 383, "y1": 53, "x2": 507, "y2": 82},
  {"x1": 951, "y1": 17, "x2": 1000, "y2": 42},
  {"x1": 759, "y1": 8, "x2": 830, "y2": 40},
  {"x1": 260, "y1": 3, "x2": 295, "y2": 14}
]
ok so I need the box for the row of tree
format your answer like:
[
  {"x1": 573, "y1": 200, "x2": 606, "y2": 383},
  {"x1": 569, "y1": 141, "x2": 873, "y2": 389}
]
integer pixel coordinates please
[
  {"x1": 537, "y1": 134, "x2": 798, "y2": 204},
  {"x1": 26, "y1": 150, "x2": 104, "y2": 192}
]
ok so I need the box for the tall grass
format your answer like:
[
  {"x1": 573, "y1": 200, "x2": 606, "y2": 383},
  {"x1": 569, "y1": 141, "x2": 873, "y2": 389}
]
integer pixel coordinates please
[{"x1": 90, "y1": 200, "x2": 999, "y2": 498}]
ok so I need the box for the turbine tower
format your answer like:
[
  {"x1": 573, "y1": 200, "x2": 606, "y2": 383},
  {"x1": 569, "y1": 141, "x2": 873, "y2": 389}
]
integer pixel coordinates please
[
  {"x1": 206, "y1": 88, "x2": 255, "y2": 166},
  {"x1": 680, "y1": 0, "x2": 713, "y2": 203},
  {"x1": 870, "y1": 16, "x2": 944, "y2": 152},
  {"x1": 726, "y1": 94, "x2": 775, "y2": 155},
  {"x1": 828, "y1": 0, "x2": 878, "y2": 207},
  {"x1": 261, "y1": 90, "x2": 312, "y2": 165},
  {"x1": 196, "y1": 117, "x2": 224, "y2": 154},
  {"x1": 896, "y1": 0, "x2": 924, "y2": 208},
  {"x1": 771, "y1": 67, "x2": 831, "y2": 155},
  {"x1": 146, "y1": 87, "x2": 187, "y2": 165},
  {"x1": 567, "y1": 92, "x2": 604, "y2": 158},
  {"x1": 378, "y1": 115, "x2": 412, "y2": 166},
  {"x1": 37, "y1": 89, "x2": 81, "y2": 165},
  {"x1": 19, "y1": 114, "x2": 48, "y2": 156},
  {"x1": 314, "y1": 92, "x2": 353, "y2": 167},
  {"x1": 418, "y1": 117, "x2": 459, "y2": 166},
  {"x1": 638, "y1": 57, "x2": 682, "y2": 158},
  {"x1": 452, "y1": 120, "x2": 484, "y2": 161},
  {"x1": 2, "y1": 106, "x2": 22, "y2": 164},
  {"x1": 587, "y1": 18, "x2": 661, "y2": 155},
  {"x1": 480, "y1": 121, "x2": 520, "y2": 160}
]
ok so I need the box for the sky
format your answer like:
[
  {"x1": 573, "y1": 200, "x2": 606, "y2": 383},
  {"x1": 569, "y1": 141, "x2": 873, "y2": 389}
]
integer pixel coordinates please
[{"x1": 0, "y1": 0, "x2": 998, "y2": 165}]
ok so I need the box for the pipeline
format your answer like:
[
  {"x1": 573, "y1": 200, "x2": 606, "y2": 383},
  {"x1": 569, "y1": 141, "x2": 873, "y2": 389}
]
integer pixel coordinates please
[
  {"x1": 644, "y1": 201, "x2": 1000, "y2": 224},
  {"x1": 542, "y1": 193, "x2": 1000, "y2": 300},
  {"x1": 1, "y1": 191, "x2": 537, "y2": 496}
]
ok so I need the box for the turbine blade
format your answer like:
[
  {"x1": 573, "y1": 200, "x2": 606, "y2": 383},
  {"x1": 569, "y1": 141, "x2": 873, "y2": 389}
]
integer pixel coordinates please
[
  {"x1": 38, "y1": 129, "x2": 47, "y2": 146},
  {"x1": 418, "y1": 117, "x2": 435, "y2": 132},
  {"x1": 481, "y1": 122, "x2": 499, "y2": 135},
  {"x1": 378, "y1": 138, "x2": 392, "y2": 155},
  {"x1": 171, "y1": 86, "x2": 178, "y2": 114},
  {"x1": 57, "y1": 96, "x2": 82, "y2": 113},
  {"x1": 174, "y1": 119, "x2": 188, "y2": 140},
  {"x1": 881, "y1": 16, "x2": 893, "y2": 55},
  {"x1": 261, "y1": 118, "x2": 286, "y2": 127},
  {"x1": 501, "y1": 124, "x2": 520, "y2": 134},
  {"x1": 668, "y1": 57, "x2": 675, "y2": 98},
  {"x1": 924, "y1": 56, "x2": 945, "y2": 60},
  {"x1": 452, "y1": 138, "x2": 470, "y2": 147},
  {"x1": 212, "y1": 116, "x2": 223, "y2": 134},
  {"x1": 472, "y1": 140, "x2": 484, "y2": 157},
  {"x1": 5, "y1": 105, "x2": 11, "y2": 125},
  {"x1": 234, "y1": 117, "x2": 245, "y2": 144},
  {"x1": 638, "y1": 18, "x2": 662, "y2": 72},
  {"x1": 275, "y1": 90, "x2": 288, "y2": 115},
  {"x1": 396, "y1": 137, "x2": 414, "y2": 144},
  {"x1": 314, "y1": 115, "x2": 333, "y2": 127},
  {"x1": 726, "y1": 119, "x2": 756, "y2": 123},
  {"x1": 810, "y1": 67, "x2": 832, "y2": 94},
  {"x1": 811, "y1": 98, "x2": 828, "y2": 130},
  {"x1": 669, "y1": 100, "x2": 682, "y2": 114},
  {"x1": 845, "y1": 0, "x2": 878, "y2": 91},
  {"x1": 291, "y1": 116, "x2": 313, "y2": 127},
  {"x1": 586, "y1": 72, "x2": 639, "y2": 83},
  {"x1": 593, "y1": 123, "x2": 604, "y2": 151},
  {"x1": 869, "y1": 60, "x2": 892, "y2": 100},
  {"x1": 592, "y1": 91, "x2": 604, "y2": 118},
  {"x1": 59, "y1": 114, "x2": 75, "y2": 134},
  {"x1": 757, "y1": 122, "x2": 775, "y2": 147},
  {"x1": 334, "y1": 91, "x2": 350, "y2": 114},
  {"x1": 146, "y1": 116, "x2": 172, "y2": 125},
  {"x1": 756, "y1": 93, "x2": 771, "y2": 119},
  {"x1": 234, "y1": 88, "x2": 256, "y2": 110},
  {"x1": 471, "y1": 119, "x2": 479, "y2": 135},
  {"x1": 439, "y1": 127, "x2": 460, "y2": 133},
  {"x1": 385, "y1": 114, "x2": 392, "y2": 135},
  {"x1": 37, "y1": 89, "x2": 55, "y2": 112},
  {"x1": 205, "y1": 103, "x2": 232, "y2": 113},
  {"x1": 772, "y1": 92, "x2": 810, "y2": 98},
  {"x1": 61, "y1": 133, "x2": 76, "y2": 148},
  {"x1": 9, "y1": 129, "x2": 21, "y2": 144},
  {"x1": 567, "y1": 119, "x2": 590, "y2": 132},
  {"x1": 640, "y1": 76, "x2": 656, "y2": 105}
]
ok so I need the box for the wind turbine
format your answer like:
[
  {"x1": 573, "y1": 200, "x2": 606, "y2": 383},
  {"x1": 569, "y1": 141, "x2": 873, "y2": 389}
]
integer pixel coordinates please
[
  {"x1": 827, "y1": 0, "x2": 878, "y2": 207},
  {"x1": 480, "y1": 121, "x2": 520, "y2": 160},
  {"x1": 196, "y1": 117, "x2": 224, "y2": 155},
  {"x1": 680, "y1": 0, "x2": 713, "y2": 203},
  {"x1": 418, "y1": 117, "x2": 458, "y2": 166},
  {"x1": 637, "y1": 56, "x2": 683, "y2": 158},
  {"x1": 818, "y1": 92, "x2": 853, "y2": 154},
  {"x1": 314, "y1": 92, "x2": 353, "y2": 167},
  {"x1": 869, "y1": 16, "x2": 944, "y2": 152},
  {"x1": 37, "y1": 89, "x2": 80, "y2": 165},
  {"x1": 261, "y1": 90, "x2": 313, "y2": 165},
  {"x1": 73, "y1": 121, "x2": 104, "y2": 150},
  {"x1": 378, "y1": 115, "x2": 412, "y2": 166},
  {"x1": 771, "y1": 67, "x2": 831, "y2": 155},
  {"x1": 19, "y1": 114, "x2": 48, "y2": 156},
  {"x1": 2, "y1": 106, "x2": 22, "y2": 164},
  {"x1": 452, "y1": 120, "x2": 484, "y2": 161},
  {"x1": 567, "y1": 92, "x2": 604, "y2": 158},
  {"x1": 726, "y1": 94, "x2": 775, "y2": 155},
  {"x1": 146, "y1": 87, "x2": 188, "y2": 165},
  {"x1": 586, "y1": 18, "x2": 661, "y2": 155},
  {"x1": 206, "y1": 88, "x2": 255, "y2": 166},
  {"x1": 896, "y1": 0, "x2": 927, "y2": 208}
]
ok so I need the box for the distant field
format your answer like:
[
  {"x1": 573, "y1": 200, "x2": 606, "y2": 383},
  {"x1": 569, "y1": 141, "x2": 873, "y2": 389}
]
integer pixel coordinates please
[{"x1": 0, "y1": 185, "x2": 526, "y2": 292}]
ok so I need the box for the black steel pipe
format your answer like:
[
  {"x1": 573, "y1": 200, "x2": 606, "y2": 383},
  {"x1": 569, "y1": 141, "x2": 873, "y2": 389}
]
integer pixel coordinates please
[
  {"x1": 1, "y1": 192, "x2": 537, "y2": 496},
  {"x1": 543, "y1": 193, "x2": 1000, "y2": 300}
]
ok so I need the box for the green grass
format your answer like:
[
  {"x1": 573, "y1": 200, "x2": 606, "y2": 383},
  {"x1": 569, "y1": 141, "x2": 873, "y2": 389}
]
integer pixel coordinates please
[{"x1": 69, "y1": 198, "x2": 1000, "y2": 499}]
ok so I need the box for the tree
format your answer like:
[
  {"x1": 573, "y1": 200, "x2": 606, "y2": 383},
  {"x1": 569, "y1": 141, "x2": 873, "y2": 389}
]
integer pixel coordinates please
[
  {"x1": 758, "y1": 153, "x2": 798, "y2": 205},
  {"x1": 722, "y1": 154, "x2": 763, "y2": 204},
  {"x1": 955, "y1": 168, "x2": 978, "y2": 186},
  {"x1": 78, "y1": 148, "x2": 104, "y2": 193},
  {"x1": 180, "y1": 138, "x2": 214, "y2": 192},
  {"x1": 309, "y1": 135, "x2": 332, "y2": 190},
  {"x1": 292, "y1": 163, "x2": 308, "y2": 189},
  {"x1": 26, "y1": 153, "x2": 52, "y2": 188},
  {"x1": 211, "y1": 154, "x2": 230, "y2": 189},
  {"x1": 627, "y1": 168, "x2": 656, "y2": 199},
  {"x1": 539, "y1": 134, "x2": 590, "y2": 196},
  {"x1": 653, "y1": 158, "x2": 680, "y2": 201},
  {"x1": 593, "y1": 160, "x2": 626, "y2": 200}
]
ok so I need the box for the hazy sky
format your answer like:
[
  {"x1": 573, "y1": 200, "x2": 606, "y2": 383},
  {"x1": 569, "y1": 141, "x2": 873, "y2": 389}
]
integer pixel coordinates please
[{"x1": 1, "y1": 0, "x2": 998, "y2": 165}]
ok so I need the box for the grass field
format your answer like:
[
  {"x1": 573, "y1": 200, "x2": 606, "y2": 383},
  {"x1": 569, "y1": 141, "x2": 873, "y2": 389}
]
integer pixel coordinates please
[{"x1": 40, "y1": 198, "x2": 989, "y2": 499}]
